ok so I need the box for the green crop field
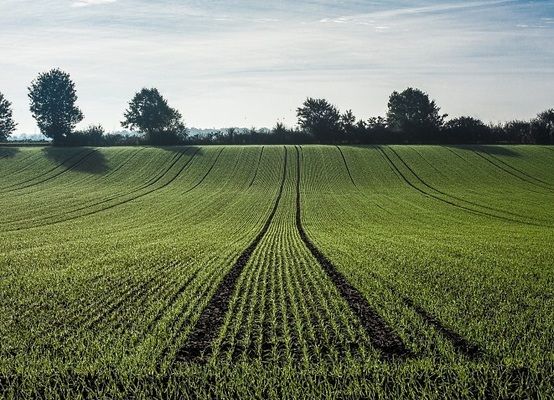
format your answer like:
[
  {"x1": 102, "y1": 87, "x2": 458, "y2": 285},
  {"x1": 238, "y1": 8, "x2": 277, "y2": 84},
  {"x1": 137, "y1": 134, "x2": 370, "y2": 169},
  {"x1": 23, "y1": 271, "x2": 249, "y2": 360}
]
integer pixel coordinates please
[{"x1": 0, "y1": 145, "x2": 553, "y2": 399}]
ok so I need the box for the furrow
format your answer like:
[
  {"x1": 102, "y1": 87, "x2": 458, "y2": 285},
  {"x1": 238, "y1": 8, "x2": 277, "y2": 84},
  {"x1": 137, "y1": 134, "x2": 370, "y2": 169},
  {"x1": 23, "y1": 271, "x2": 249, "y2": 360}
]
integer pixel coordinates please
[
  {"x1": 3, "y1": 148, "x2": 200, "y2": 231},
  {"x1": 1, "y1": 149, "x2": 96, "y2": 194},
  {"x1": 248, "y1": 146, "x2": 265, "y2": 188},
  {"x1": 174, "y1": 147, "x2": 288, "y2": 363},
  {"x1": 295, "y1": 146, "x2": 410, "y2": 358},
  {"x1": 473, "y1": 150, "x2": 553, "y2": 191},
  {"x1": 378, "y1": 147, "x2": 542, "y2": 226}
]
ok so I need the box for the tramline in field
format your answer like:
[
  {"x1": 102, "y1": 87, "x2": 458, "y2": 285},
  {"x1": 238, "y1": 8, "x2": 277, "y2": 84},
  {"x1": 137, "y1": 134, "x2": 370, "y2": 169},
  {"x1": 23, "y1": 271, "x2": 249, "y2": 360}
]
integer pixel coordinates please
[{"x1": 0, "y1": 145, "x2": 553, "y2": 398}]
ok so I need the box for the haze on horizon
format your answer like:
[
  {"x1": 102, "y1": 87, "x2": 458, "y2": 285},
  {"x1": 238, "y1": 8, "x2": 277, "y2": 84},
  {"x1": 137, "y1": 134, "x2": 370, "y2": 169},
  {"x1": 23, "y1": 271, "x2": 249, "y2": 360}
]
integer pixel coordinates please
[{"x1": 1, "y1": 0, "x2": 553, "y2": 136}]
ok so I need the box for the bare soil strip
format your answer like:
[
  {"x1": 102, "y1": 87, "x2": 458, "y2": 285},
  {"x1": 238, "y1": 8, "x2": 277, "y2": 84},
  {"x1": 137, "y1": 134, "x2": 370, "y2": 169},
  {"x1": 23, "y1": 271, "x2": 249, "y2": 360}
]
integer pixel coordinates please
[
  {"x1": 175, "y1": 147, "x2": 288, "y2": 363},
  {"x1": 295, "y1": 146, "x2": 409, "y2": 358}
]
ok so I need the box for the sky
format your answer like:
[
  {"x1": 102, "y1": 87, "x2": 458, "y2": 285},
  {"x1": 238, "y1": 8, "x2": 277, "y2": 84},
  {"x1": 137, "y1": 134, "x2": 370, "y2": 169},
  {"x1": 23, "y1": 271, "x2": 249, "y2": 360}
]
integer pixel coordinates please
[{"x1": 1, "y1": 0, "x2": 553, "y2": 136}]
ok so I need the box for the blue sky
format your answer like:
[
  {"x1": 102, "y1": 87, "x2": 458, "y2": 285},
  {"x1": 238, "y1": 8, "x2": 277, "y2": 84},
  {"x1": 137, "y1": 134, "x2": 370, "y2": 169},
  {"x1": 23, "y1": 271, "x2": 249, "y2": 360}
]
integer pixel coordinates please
[{"x1": 1, "y1": 0, "x2": 553, "y2": 135}]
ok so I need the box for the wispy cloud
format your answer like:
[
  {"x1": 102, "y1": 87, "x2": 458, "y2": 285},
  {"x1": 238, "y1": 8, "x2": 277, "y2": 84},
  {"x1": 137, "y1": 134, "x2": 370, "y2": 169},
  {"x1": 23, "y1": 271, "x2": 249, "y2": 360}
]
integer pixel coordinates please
[
  {"x1": 0, "y1": 0, "x2": 553, "y2": 134},
  {"x1": 71, "y1": 0, "x2": 117, "y2": 8},
  {"x1": 319, "y1": 0, "x2": 517, "y2": 24}
]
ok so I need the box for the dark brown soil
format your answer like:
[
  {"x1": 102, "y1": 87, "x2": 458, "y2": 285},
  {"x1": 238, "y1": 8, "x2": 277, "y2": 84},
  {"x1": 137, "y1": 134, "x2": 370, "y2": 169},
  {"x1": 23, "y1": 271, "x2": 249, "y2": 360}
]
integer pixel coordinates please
[
  {"x1": 175, "y1": 147, "x2": 288, "y2": 363},
  {"x1": 294, "y1": 146, "x2": 410, "y2": 358}
]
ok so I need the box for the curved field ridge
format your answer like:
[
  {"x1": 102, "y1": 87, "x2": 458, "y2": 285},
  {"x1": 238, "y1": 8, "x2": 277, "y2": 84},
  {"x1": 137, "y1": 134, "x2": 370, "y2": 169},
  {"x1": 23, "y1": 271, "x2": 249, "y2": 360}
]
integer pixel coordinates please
[{"x1": 0, "y1": 145, "x2": 553, "y2": 398}]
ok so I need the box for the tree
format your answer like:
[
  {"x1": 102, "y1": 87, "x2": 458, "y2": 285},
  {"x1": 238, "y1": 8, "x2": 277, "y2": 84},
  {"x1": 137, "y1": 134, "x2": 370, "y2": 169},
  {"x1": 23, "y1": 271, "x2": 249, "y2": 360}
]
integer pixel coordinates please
[
  {"x1": 530, "y1": 109, "x2": 554, "y2": 144},
  {"x1": 0, "y1": 92, "x2": 17, "y2": 141},
  {"x1": 226, "y1": 127, "x2": 238, "y2": 144},
  {"x1": 28, "y1": 69, "x2": 83, "y2": 144},
  {"x1": 339, "y1": 109, "x2": 357, "y2": 141},
  {"x1": 365, "y1": 116, "x2": 389, "y2": 143},
  {"x1": 386, "y1": 88, "x2": 446, "y2": 142},
  {"x1": 296, "y1": 98, "x2": 341, "y2": 143},
  {"x1": 121, "y1": 88, "x2": 187, "y2": 145},
  {"x1": 442, "y1": 117, "x2": 491, "y2": 144},
  {"x1": 504, "y1": 120, "x2": 532, "y2": 144},
  {"x1": 68, "y1": 124, "x2": 106, "y2": 146}
]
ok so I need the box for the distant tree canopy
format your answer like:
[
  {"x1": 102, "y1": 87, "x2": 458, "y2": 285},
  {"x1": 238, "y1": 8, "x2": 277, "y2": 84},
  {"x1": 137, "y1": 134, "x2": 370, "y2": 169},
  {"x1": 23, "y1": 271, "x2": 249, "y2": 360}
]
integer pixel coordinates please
[
  {"x1": 28, "y1": 69, "x2": 83, "y2": 144},
  {"x1": 442, "y1": 117, "x2": 490, "y2": 144},
  {"x1": 297, "y1": 98, "x2": 341, "y2": 143},
  {"x1": 387, "y1": 88, "x2": 446, "y2": 142},
  {"x1": 531, "y1": 109, "x2": 554, "y2": 144},
  {"x1": 4, "y1": 73, "x2": 553, "y2": 146},
  {"x1": 65, "y1": 124, "x2": 106, "y2": 146},
  {"x1": 121, "y1": 88, "x2": 187, "y2": 145},
  {"x1": 0, "y1": 92, "x2": 17, "y2": 141}
]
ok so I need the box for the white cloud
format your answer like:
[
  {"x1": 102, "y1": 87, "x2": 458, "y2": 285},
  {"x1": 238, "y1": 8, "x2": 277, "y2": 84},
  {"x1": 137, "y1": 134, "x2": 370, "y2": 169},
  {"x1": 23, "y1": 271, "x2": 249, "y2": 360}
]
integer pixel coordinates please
[
  {"x1": 71, "y1": 0, "x2": 117, "y2": 8},
  {"x1": 0, "y1": 0, "x2": 553, "y2": 134},
  {"x1": 318, "y1": 0, "x2": 517, "y2": 26}
]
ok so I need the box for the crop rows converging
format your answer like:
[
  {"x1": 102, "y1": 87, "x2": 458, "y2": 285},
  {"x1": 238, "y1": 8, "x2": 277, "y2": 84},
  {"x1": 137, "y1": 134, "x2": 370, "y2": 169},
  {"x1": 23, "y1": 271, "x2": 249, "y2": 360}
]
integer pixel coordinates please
[{"x1": 0, "y1": 145, "x2": 553, "y2": 397}]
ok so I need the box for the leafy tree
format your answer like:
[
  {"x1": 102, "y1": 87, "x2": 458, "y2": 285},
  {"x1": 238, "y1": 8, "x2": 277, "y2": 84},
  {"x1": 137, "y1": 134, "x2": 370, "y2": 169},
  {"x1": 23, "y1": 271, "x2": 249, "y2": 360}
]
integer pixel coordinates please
[
  {"x1": 386, "y1": 88, "x2": 446, "y2": 142},
  {"x1": 297, "y1": 98, "x2": 341, "y2": 143},
  {"x1": 67, "y1": 124, "x2": 106, "y2": 146},
  {"x1": 226, "y1": 127, "x2": 238, "y2": 144},
  {"x1": 28, "y1": 69, "x2": 83, "y2": 144},
  {"x1": 531, "y1": 109, "x2": 554, "y2": 144},
  {"x1": 442, "y1": 116, "x2": 491, "y2": 144},
  {"x1": 121, "y1": 88, "x2": 187, "y2": 145},
  {"x1": 365, "y1": 116, "x2": 389, "y2": 143},
  {"x1": 0, "y1": 92, "x2": 17, "y2": 141},
  {"x1": 340, "y1": 109, "x2": 357, "y2": 141},
  {"x1": 504, "y1": 120, "x2": 532, "y2": 144}
]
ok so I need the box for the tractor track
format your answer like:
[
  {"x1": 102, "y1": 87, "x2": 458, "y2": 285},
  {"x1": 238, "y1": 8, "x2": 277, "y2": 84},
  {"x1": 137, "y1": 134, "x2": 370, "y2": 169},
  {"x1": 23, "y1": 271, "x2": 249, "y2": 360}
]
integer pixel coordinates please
[
  {"x1": 473, "y1": 149, "x2": 553, "y2": 191},
  {"x1": 1, "y1": 149, "x2": 191, "y2": 229},
  {"x1": 296, "y1": 146, "x2": 409, "y2": 358},
  {"x1": 388, "y1": 147, "x2": 543, "y2": 223},
  {"x1": 300, "y1": 146, "x2": 482, "y2": 359},
  {"x1": 335, "y1": 146, "x2": 358, "y2": 188},
  {"x1": 0, "y1": 151, "x2": 38, "y2": 178},
  {"x1": 336, "y1": 146, "x2": 393, "y2": 215},
  {"x1": 175, "y1": 147, "x2": 288, "y2": 363},
  {"x1": 2, "y1": 148, "x2": 217, "y2": 232},
  {"x1": 0, "y1": 149, "x2": 95, "y2": 194},
  {"x1": 248, "y1": 146, "x2": 265, "y2": 188},
  {"x1": 101, "y1": 147, "x2": 146, "y2": 179},
  {"x1": 378, "y1": 147, "x2": 545, "y2": 227},
  {"x1": 0, "y1": 150, "x2": 85, "y2": 190},
  {"x1": 370, "y1": 277, "x2": 483, "y2": 359}
]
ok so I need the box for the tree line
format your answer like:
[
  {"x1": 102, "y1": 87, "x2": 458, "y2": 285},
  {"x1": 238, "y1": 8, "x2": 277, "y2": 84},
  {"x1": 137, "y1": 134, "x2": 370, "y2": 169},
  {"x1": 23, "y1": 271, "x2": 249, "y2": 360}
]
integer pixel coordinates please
[{"x1": 0, "y1": 69, "x2": 553, "y2": 145}]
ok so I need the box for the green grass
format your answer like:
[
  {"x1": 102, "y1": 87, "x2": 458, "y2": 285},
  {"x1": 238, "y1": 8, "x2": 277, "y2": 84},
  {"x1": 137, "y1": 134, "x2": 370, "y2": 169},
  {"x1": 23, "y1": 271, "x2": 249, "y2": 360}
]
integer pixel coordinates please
[{"x1": 0, "y1": 145, "x2": 552, "y2": 399}]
